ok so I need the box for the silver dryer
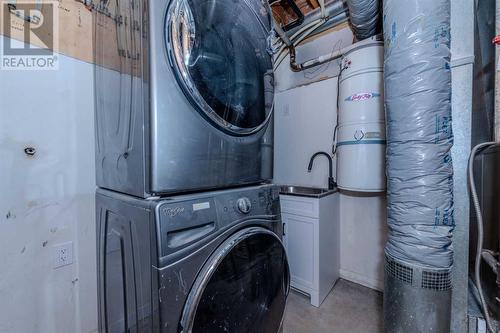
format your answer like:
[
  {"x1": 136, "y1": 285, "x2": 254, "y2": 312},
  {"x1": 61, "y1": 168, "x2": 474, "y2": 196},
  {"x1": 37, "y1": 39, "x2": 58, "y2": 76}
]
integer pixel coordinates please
[{"x1": 94, "y1": 0, "x2": 275, "y2": 197}]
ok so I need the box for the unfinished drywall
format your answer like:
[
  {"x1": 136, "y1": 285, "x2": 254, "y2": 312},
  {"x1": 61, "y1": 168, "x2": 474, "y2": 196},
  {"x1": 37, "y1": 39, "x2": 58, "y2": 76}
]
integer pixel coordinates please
[
  {"x1": 274, "y1": 27, "x2": 388, "y2": 291},
  {"x1": 0, "y1": 36, "x2": 97, "y2": 333}
]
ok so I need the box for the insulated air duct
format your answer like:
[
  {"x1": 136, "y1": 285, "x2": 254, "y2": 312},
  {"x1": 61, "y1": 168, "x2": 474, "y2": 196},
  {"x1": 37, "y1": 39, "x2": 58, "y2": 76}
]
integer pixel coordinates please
[
  {"x1": 346, "y1": 0, "x2": 380, "y2": 40},
  {"x1": 383, "y1": 0, "x2": 454, "y2": 331}
]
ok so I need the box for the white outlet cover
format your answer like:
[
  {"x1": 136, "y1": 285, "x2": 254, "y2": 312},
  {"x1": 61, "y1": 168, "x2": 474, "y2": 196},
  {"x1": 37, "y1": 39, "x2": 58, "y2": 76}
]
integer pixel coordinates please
[{"x1": 53, "y1": 241, "x2": 74, "y2": 269}]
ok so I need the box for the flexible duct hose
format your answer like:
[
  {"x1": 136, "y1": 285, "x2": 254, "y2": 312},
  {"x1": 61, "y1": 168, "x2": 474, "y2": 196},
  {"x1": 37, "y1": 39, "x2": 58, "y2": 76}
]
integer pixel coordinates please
[
  {"x1": 384, "y1": 0, "x2": 453, "y2": 269},
  {"x1": 469, "y1": 142, "x2": 500, "y2": 333},
  {"x1": 346, "y1": 0, "x2": 380, "y2": 40}
]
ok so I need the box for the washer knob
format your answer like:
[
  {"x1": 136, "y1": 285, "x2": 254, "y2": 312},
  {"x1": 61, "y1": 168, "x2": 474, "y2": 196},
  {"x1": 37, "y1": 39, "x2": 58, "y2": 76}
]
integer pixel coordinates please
[{"x1": 237, "y1": 197, "x2": 252, "y2": 214}]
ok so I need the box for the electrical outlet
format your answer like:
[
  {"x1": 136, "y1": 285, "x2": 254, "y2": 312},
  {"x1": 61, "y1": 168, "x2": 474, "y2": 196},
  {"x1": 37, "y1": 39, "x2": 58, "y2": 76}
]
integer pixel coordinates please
[{"x1": 53, "y1": 241, "x2": 73, "y2": 269}]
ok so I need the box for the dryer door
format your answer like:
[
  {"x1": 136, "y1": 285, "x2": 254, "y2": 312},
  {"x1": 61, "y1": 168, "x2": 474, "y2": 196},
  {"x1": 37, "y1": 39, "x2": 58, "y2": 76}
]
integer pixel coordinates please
[
  {"x1": 166, "y1": 0, "x2": 274, "y2": 136},
  {"x1": 180, "y1": 227, "x2": 290, "y2": 333}
]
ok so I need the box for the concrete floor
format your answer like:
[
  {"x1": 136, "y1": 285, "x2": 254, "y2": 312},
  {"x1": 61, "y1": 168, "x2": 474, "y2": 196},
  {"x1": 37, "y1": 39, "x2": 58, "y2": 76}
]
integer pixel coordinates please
[{"x1": 282, "y1": 279, "x2": 383, "y2": 333}]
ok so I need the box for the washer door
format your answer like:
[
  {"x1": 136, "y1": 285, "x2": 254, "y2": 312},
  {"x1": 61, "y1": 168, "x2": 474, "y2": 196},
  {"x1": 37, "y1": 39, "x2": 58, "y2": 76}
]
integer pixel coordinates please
[
  {"x1": 180, "y1": 227, "x2": 290, "y2": 333},
  {"x1": 165, "y1": 0, "x2": 274, "y2": 136}
]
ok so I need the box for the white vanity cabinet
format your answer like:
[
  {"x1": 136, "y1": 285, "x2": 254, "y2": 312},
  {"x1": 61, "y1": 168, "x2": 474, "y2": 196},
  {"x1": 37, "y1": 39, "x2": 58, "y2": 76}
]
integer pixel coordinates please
[{"x1": 280, "y1": 191, "x2": 339, "y2": 307}]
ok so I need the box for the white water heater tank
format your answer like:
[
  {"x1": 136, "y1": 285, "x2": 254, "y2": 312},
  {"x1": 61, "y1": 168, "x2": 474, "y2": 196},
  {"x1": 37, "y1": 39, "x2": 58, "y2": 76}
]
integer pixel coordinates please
[{"x1": 337, "y1": 42, "x2": 386, "y2": 192}]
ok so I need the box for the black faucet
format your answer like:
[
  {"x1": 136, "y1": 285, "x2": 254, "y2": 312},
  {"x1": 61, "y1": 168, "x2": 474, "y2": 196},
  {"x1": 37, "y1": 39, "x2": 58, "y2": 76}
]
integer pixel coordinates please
[{"x1": 307, "y1": 151, "x2": 336, "y2": 190}]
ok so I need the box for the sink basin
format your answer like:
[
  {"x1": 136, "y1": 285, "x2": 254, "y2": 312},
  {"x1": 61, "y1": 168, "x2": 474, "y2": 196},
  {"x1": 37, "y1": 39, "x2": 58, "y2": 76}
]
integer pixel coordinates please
[{"x1": 280, "y1": 186, "x2": 337, "y2": 198}]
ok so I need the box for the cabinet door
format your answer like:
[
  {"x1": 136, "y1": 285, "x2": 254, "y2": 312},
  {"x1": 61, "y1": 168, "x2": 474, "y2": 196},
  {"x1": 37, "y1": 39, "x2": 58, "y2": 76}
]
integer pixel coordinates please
[{"x1": 282, "y1": 213, "x2": 317, "y2": 291}]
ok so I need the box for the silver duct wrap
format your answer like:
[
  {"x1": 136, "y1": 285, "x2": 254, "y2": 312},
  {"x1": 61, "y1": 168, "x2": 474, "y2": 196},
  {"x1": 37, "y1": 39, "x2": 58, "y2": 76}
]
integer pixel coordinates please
[
  {"x1": 346, "y1": 0, "x2": 380, "y2": 40},
  {"x1": 383, "y1": 0, "x2": 454, "y2": 269}
]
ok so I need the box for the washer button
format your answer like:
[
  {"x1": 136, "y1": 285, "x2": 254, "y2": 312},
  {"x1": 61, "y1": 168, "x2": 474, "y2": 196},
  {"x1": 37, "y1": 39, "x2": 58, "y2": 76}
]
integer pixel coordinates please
[{"x1": 236, "y1": 197, "x2": 252, "y2": 214}]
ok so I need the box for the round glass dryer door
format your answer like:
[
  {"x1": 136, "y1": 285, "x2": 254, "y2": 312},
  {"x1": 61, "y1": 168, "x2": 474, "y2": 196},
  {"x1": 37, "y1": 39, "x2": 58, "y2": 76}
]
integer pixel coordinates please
[
  {"x1": 166, "y1": 0, "x2": 274, "y2": 135},
  {"x1": 180, "y1": 227, "x2": 290, "y2": 333}
]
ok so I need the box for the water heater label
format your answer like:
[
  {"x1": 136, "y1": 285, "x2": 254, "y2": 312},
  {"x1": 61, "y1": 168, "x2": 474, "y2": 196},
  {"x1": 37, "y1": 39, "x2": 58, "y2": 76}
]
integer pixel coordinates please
[{"x1": 345, "y1": 92, "x2": 381, "y2": 102}]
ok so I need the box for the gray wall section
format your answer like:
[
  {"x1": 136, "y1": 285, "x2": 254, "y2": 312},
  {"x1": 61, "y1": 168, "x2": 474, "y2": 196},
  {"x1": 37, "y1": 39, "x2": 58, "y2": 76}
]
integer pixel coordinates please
[
  {"x1": 497, "y1": 0, "x2": 500, "y2": 141},
  {"x1": 451, "y1": 63, "x2": 474, "y2": 332},
  {"x1": 471, "y1": 0, "x2": 496, "y2": 148},
  {"x1": 461, "y1": 0, "x2": 498, "y2": 329},
  {"x1": 450, "y1": 0, "x2": 475, "y2": 331}
]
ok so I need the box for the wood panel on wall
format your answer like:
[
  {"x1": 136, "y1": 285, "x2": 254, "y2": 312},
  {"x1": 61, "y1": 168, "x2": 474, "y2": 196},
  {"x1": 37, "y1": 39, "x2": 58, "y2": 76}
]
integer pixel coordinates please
[
  {"x1": 1, "y1": 0, "x2": 94, "y2": 62},
  {"x1": 0, "y1": 0, "x2": 135, "y2": 72}
]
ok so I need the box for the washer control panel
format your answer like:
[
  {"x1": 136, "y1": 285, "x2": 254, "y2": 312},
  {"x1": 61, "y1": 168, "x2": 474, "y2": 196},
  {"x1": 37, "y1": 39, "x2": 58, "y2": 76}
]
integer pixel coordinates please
[
  {"x1": 157, "y1": 185, "x2": 280, "y2": 257},
  {"x1": 215, "y1": 187, "x2": 279, "y2": 226}
]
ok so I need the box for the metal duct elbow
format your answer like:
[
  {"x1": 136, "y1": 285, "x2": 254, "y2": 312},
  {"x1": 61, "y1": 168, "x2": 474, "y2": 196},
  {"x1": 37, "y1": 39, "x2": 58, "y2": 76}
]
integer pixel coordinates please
[{"x1": 346, "y1": 0, "x2": 380, "y2": 40}]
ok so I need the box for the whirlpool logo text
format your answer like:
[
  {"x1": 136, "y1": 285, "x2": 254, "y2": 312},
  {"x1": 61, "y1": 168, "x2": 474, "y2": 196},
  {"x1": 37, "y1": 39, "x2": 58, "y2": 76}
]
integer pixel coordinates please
[
  {"x1": 345, "y1": 92, "x2": 381, "y2": 102},
  {"x1": 163, "y1": 207, "x2": 185, "y2": 218}
]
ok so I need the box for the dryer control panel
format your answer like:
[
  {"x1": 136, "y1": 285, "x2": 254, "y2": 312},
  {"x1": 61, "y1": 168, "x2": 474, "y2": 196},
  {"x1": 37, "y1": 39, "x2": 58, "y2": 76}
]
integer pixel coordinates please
[{"x1": 157, "y1": 185, "x2": 280, "y2": 257}]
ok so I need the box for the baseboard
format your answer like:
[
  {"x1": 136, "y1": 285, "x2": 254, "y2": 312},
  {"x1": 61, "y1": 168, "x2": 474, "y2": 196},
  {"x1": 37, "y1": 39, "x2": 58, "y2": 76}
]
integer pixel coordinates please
[{"x1": 339, "y1": 269, "x2": 383, "y2": 291}]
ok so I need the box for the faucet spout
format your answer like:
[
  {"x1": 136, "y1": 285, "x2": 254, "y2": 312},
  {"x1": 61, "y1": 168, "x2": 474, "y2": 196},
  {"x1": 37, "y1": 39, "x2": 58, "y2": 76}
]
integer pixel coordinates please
[
  {"x1": 307, "y1": 151, "x2": 336, "y2": 190},
  {"x1": 307, "y1": 159, "x2": 315, "y2": 172}
]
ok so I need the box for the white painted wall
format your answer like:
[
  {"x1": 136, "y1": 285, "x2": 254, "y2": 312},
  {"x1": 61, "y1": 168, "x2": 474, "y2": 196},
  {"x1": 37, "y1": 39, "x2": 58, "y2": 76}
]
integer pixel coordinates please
[
  {"x1": 274, "y1": 28, "x2": 388, "y2": 291},
  {"x1": 274, "y1": 78, "x2": 338, "y2": 189},
  {"x1": 339, "y1": 193, "x2": 387, "y2": 290},
  {"x1": 0, "y1": 37, "x2": 97, "y2": 333}
]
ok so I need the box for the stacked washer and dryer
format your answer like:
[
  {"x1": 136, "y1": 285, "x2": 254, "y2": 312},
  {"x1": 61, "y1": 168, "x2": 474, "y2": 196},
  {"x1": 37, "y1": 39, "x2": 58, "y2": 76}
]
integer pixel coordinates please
[{"x1": 94, "y1": 0, "x2": 289, "y2": 331}]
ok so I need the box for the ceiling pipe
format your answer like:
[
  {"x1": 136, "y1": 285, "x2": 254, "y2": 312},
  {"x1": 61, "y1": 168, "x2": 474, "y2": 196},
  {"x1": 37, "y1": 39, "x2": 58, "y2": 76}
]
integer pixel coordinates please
[
  {"x1": 284, "y1": 0, "x2": 348, "y2": 38},
  {"x1": 275, "y1": 13, "x2": 374, "y2": 72},
  {"x1": 275, "y1": 0, "x2": 381, "y2": 72},
  {"x1": 309, "y1": 11, "x2": 349, "y2": 36}
]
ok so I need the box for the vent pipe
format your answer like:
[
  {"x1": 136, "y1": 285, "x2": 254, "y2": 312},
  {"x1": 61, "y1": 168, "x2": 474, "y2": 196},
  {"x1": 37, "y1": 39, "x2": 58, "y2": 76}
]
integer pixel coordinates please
[
  {"x1": 383, "y1": 0, "x2": 454, "y2": 331},
  {"x1": 346, "y1": 0, "x2": 380, "y2": 40},
  {"x1": 284, "y1": 1, "x2": 347, "y2": 37}
]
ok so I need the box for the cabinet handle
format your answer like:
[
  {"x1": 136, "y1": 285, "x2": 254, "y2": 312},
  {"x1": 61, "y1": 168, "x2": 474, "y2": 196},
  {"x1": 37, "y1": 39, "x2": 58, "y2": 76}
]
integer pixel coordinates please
[{"x1": 283, "y1": 223, "x2": 286, "y2": 236}]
